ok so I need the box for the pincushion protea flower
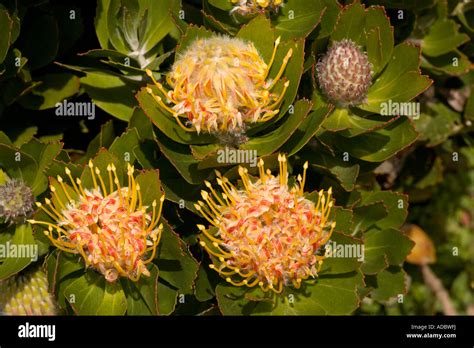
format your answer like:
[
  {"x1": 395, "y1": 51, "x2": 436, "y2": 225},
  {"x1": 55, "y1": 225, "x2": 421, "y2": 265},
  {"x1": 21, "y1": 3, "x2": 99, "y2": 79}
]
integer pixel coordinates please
[
  {"x1": 145, "y1": 35, "x2": 292, "y2": 137},
  {"x1": 197, "y1": 154, "x2": 336, "y2": 293},
  {"x1": 28, "y1": 162, "x2": 164, "y2": 283},
  {"x1": 0, "y1": 268, "x2": 57, "y2": 315},
  {"x1": 316, "y1": 39, "x2": 372, "y2": 107},
  {"x1": 0, "y1": 178, "x2": 35, "y2": 224},
  {"x1": 230, "y1": 0, "x2": 284, "y2": 15}
]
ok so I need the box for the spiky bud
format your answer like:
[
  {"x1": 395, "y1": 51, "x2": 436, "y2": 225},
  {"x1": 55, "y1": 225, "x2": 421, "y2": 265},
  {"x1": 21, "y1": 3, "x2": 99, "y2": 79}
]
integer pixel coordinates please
[
  {"x1": 0, "y1": 268, "x2": 57, "y2": 315},
  {"x1": 0, "y1": 179, "x2": 35, "y2": 224},
  {"x1": 316, "y1": 39, "x2": 372, "y2": 107}
]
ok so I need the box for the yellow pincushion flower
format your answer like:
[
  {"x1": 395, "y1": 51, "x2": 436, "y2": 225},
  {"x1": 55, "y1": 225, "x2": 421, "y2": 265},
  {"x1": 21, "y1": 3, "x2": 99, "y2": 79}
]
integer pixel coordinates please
[
  {"x1": 197, "y1": 155, "x2": 336, "y2": 293},
  {"x1": 230, "y1": 0, "x2": 285, "y2": 15},
  {"x1": 29, "y1": 162, "x2": 164, "y2": 283},
  {"x1": 146, "y1": 35, "x2": 292, "y2": 136}
]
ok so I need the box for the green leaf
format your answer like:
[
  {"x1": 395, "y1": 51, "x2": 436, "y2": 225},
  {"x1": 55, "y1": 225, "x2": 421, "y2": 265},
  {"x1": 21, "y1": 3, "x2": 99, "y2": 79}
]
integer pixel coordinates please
[
  {"x1": 64, "y1": 270, "x2": 127, "y2": 315},
  {"x1": 313, "y1": 0, "x2": 341, "y2": 39},
  {"x1": 135, "y1": 169, "x2": 164, "y2": 207},
  {"x1": 359, "y1": 191, "x2": 408, "y2": 230},
  {"x1": 154, "y1": 129, "x2": 213, "y2": 184},
  {"x1": 369, "y1": 266, "x2": 407, "y2": 302},
  {"x1": 154, "y1": 220, "x2": 198, "y2": 295},
  {"x1": 237, "y1": 15, "x2": 274, "y2": 62},
  {"x1": 281, "y1": 104, "x2": 331, "y2": 156},
  {"x1": 81, "y1": 70, "x2": 139, "y2": 121},
  {"x1": 136, "y1": 86, "x2": 216, "y2": 145},
  {"x1": 0, "y1": 8, "x2": 13, "y2": 64},
  {"x1": 156, "y1": 157, "x2": 202, "y2": 213},
  {"x1": 139, "y1": 0, "x2": 181, "y2": 54},
  {"x1": 272, "y1": 38, "x2": 305, "y2": 122},
  {"x1": 80, "y1": 149, "x2": 124, "y2": 190},
  {"x1": 331, "y1": 206, "x2": 354, "y2": 234},
  {"x1": 362, "y1": 228, "x2": 414, "y2": 275},
  {"x1": 320, "y1": 232, "x2": 363, "y2": 275},
  {"x1": 322, "y1": 108, "x2": 398, "y2": 137},
  {"x1": 176, "y1": 25, "x2": 214, "y2": 57},
  {"x1": 156, "y1": 280, "x2": 178, "y2": 315},
  {"x1": 216, "y1": 270, "x2": 364, "y2": 315},
  {"x1": 331, "y1": 1, "x2": 366, "y2": 45},
  {"x1": 11, "y1": 127, "x2": 38, "y2": 148},
  {"x1": 422, "y1": 51, "x2": 472, "y2": 77},
  {"x1": 353, "y1": 202, "x2": 388, "y2": 233},
  {"x1": 325, "y1": 117, "x2": 418, "y2": 163},
  {"x1": 46, "y1": 251, "x2": 84, "y2": 298},
  {"x1": 361, "y1": 43, "x2": 432, "y2": 113},
  {"x1": 454, "y1": 1, "x2": 474, "y2": 33},
  {"x1": 20, "y1": 138, "x2": 63, "y2": 195},
  {"x1": 364, "y1": 6, "x2": 394, "y2": 74},
  {"x1": 109, "y1": 128, "x2": 140, "y2": 163},
  {"x1": 422, "y1": 19, "x2": 470, "y2": 57},
  {"x1": 413, "y1": 103, "x2": 463, "y2": 147},
  {"x1": 0, "y1": 131, "x2": 12, "y2": 146},
  {"x1": 80, "y1": 120, "x2": 116, "y2": 164},
  {"x1": 202, "y1": 9, "x2": 236, "y2": 36},
  {"x1": 302, "y1": 146, "x2": 360, "y2": 191},
  {"x1": 95, "y1": 0, "x2": 113, "y2": 49},
  {"x1": 19, "y1": 73, "x2": 80, "y2": 110},
  {"x1": 0, "y1": 224, "x2": 35, "y2": 280},
  {"x1": 129, "y1": 108, "x2": 154, "y2": 140},
  {"x1": 208, "y1": 0, "x2": 233, "y2": 11},
  {"x1": 195, "y1": 261, "x2": 218, "y2": 302},
  {"x1": 121, "y1": 264, "x2": 159, "y2": 315},
  {"x1": 274, "y1": 0, "x2": 326, "y2": 40},
  {"x1": 78, "y1": 48, "x2": 129, "y2": 60},
  {"x1": 241, "y1": 99, "x2": 311, "y2": 156},
  {"x1": 0, "y1": 143, "x2": 38, "y2": 189},
  {"x1": 248, "y1": 37, "x2": 305, "y2": 130}
]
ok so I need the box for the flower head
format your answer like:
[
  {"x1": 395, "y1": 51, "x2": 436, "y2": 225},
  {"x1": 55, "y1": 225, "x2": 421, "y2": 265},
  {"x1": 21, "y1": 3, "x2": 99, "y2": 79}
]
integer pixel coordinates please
[
  {"x1": 29, "y1": 162, "x2": 164, "y2": 283},
  {"x1": 316, "y1": 39, "x2": 372, "y2": 107},
  {"x1": 146, "y1": 35, "x2": 292, "y2": 137},
  {"x1": 197, "y1": 155, "x2": 336, "y2": 293},
  {"x1": 0, "y1": 178, "x2": 35, "y2": 225},
  {"x1": 0, "y1": 268, "x2": 57, "y2": 315},
  {"x1": 230, "y1": 0, "x2": 285, "y2": 15}
]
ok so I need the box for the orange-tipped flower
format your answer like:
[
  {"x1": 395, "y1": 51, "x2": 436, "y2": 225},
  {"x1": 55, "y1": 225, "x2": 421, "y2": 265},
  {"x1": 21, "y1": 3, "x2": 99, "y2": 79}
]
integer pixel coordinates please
[
  {"x1": 29, "y1": 162, "x2": 164, "y2": 283},
  {"x1": 197, "y1": 155, "x2": 336, "y2": 293},
  {"x1": 146, "y1": 35, "x2": 292, "y2": 136},
  {"x1": 230, "y1": 0, "x2": 285, "y2": 15}
]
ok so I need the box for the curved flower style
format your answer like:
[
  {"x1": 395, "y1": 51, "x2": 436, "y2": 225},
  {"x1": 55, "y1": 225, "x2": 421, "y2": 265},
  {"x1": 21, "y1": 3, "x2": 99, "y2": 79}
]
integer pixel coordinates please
[
  {"x1": 197, "y1": 154, "x2": 336, "y2": 293},
  {"x1": 0, "y1": 178, "x2": 35, "y2": 225},
  {"x1": 0, "y1": 268, "x2": 57, "y2": 315},
  {"x1": 145, "y1": 35, "x2": 292, "y2": 136},
  {"x1": 316, "y1": 39, "x2": 372, "y2": 107},
  {"x1": 29, "y1": 162, "x2": 164, "y2": 283},
  {"x1": 230, "y1": 0, "x2": 285, "y2": 15}
]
